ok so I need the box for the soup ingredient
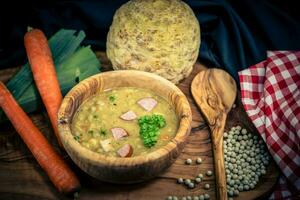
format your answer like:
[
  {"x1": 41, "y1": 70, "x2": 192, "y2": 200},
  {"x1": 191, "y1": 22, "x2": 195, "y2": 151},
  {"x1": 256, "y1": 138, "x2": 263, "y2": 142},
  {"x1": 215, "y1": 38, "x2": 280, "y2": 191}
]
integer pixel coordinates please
[
  {"x1": 196, "y1": 157, "x2": 202, "y2": 164},
  {"x1": 100, "y1": 139, "x2": 113, "y2": 152},
  {"x1": 185, "y1": 158, "x2": 193, "y2": 165},
  {"x1": 0, "y1": 29, "x2": 101, "y2": 123},
  {"x1": 106, "y1": 0, "x2": 200, "y2": 84},
  {"x1": 193, "y1": 196, "x2": 199, "y2": 200},
  {"x1": 224, "y1": 125, "x2": 271, "y2": 198},
  {"x1": 137, "y1": 97, "x2": 158, "y2": 111},
  {"x1": 138, "y1": 114, "x2": 166, "y2": 148},
  {"x1": 24, "y1": 28, "x2": 63, "y2": 146},
  {"x1": 206, "y1": 170, "x2": 213, "y2": 176},
  {"x1": 199, "y1": 195, "x2": 204, "y2": 200},
  {"x1": 120, "y1": 110, "x2": 137, "y2": 121},
  {"x1": 117, "y1": 144, "x2": 133, "y2": 157},
  {"x1": 111, "y1": 127, "x2": 129, "y2": 140},
  {"x1": 0, "y1": 82, "x2": 80, "y2": 194}
]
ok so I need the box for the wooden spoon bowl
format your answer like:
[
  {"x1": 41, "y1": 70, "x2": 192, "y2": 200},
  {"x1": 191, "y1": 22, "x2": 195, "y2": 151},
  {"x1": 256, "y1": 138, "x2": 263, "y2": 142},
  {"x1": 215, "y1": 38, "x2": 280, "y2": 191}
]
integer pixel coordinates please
[{"x1": 57, "y1": 70, "x2": 192, "y2": 183}]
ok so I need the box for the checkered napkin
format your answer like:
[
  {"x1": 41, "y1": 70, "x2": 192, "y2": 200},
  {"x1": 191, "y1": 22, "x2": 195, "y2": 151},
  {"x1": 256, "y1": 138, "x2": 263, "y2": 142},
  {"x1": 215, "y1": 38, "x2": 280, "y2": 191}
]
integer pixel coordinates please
[{"x1": 238, "y1": 51, "x2": 300, "y2": 199}]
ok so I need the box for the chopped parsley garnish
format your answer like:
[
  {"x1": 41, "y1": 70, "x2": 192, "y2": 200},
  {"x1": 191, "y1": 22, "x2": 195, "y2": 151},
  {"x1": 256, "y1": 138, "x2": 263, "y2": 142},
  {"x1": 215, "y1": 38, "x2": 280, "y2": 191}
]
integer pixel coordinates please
[
  {"x1": 108, "y1": 95, "x2": 116, "y2": 102},
  {"x1": 88, "y1": 130, "x2": 94, "y2": 135},
  {"x1": 74, "y1": 135, "x2": 81, "y2": 141},
  {"x1": 138, "y1": 114, "x2": 166, "y2": 148},
  {"x1": 93, "y1": 115, "x2": 98, "y2": 119},
  {"x1": 100, "y1": 128, "x2": 107, "y2": 136}
]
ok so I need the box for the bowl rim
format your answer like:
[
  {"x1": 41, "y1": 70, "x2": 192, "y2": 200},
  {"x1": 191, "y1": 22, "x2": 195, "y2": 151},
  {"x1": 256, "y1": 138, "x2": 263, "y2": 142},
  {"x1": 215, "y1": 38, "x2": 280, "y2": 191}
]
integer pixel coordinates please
[{"x1": 58, "y1": 70, "x2": 192, "y2": 167}]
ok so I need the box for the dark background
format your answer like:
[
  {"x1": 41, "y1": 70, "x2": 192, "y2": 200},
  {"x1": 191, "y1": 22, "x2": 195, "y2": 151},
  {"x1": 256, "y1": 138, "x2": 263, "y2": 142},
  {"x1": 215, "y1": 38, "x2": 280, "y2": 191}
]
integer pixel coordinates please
[{"x1": 0, "y1": 0, "x2": 299, "y2": 80}]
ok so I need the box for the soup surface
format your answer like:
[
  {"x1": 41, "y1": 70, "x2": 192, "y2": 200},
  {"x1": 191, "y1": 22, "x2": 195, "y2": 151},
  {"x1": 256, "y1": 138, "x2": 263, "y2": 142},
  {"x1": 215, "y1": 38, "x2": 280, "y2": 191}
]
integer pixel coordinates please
[{"x1": 71, "y1": 87, "x2": 178, "y2": 157}]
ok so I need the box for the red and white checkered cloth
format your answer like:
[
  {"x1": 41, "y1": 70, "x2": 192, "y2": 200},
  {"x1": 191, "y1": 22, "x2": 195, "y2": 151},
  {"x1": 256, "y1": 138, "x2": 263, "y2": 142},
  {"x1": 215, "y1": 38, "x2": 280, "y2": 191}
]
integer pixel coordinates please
[{"x1": 238, "y1": 51, "x2": 300, "y2": 199}]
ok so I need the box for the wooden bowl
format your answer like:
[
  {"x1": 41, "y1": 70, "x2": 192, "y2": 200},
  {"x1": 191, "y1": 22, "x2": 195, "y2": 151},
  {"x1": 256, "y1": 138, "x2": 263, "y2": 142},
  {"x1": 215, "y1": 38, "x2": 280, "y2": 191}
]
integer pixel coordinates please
[{"x1": 57, "y1": 70, "x2": 192, "y2": 183}]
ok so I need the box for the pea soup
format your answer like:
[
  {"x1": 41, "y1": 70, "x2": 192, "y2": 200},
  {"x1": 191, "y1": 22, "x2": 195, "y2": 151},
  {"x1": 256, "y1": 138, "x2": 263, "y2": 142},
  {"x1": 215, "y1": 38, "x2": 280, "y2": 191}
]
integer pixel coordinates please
[{"x1": 71, "y1": 87, "x2": 178, "y2": 157}]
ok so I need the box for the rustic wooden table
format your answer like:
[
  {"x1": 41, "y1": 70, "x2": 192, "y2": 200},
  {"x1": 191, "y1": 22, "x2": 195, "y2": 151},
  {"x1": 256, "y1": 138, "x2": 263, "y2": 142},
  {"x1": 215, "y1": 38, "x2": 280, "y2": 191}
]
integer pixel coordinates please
[{"x1": 0, "y1": 52, "x2": 279, "y2": 200}]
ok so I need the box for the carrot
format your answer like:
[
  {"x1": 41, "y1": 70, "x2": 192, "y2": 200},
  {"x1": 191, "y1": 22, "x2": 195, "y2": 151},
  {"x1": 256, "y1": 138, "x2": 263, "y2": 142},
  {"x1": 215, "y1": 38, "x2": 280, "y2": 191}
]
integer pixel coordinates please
[
  {"x1": 24, "y1": 29, "x2": 63, "y2": 146},
  {"x1": 0, "y1": 82, "x2": 80, "y2": 194}
]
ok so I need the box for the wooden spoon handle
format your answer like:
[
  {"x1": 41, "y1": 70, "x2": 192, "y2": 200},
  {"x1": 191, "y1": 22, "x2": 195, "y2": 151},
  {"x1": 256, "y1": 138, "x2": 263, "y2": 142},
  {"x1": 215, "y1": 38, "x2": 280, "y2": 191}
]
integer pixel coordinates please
[{"x1": 211, "y1": 115, "x2": 228, "y2": 200}]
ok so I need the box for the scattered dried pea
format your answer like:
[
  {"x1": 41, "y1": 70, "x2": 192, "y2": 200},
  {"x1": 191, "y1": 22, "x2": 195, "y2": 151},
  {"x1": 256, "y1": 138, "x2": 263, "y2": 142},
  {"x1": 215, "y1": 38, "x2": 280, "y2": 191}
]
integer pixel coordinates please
[
  {"x1": 195, "y1": 177, "x2": 202, "y2": 183},
  {"x1": 177, "y1": 178, "x2": 184, "y2": 184},
  {"x1": 204, "y1": 183, "x2": 210, "y2": 189},
  {"x1": 186, "y1": 158, "x2": 192, "y2": 165},
  {"x1": 196, "y1": 157, "x2": 202, "y2": 164},
  {"x1": 197, "y1": 173, "x2": 203, "y2": 179},
  {"x1": 206, "y1": 170, "x2": 213, "y2": 176},
  {"x1": 204, "y1": 193, "x2": 210, "y2": 199}
]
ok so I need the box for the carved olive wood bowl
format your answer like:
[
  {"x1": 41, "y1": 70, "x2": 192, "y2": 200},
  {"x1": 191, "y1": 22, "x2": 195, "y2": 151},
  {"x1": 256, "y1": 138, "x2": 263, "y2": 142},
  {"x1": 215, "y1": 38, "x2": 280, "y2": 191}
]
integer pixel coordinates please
[{"x1": 57, "y1": 70, "x2": 192, "y2": 183}]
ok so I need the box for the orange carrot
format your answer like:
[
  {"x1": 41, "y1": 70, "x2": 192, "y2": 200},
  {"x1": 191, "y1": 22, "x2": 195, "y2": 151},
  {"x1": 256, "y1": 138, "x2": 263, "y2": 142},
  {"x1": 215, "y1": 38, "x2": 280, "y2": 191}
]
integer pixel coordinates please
[
  {"x1": 0, "y1": 82, "x2": 80, "y2": 194},
  {"x1": 24, "y1": 29, "x2": 63, "y2": 146}
]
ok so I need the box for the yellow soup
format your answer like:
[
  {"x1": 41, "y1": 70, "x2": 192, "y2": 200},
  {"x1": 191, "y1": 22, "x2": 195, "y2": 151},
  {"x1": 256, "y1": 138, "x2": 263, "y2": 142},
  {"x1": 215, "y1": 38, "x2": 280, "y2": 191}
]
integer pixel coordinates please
[{"x1": 72, "y1": 87, "x2": 178, "y2": 157}]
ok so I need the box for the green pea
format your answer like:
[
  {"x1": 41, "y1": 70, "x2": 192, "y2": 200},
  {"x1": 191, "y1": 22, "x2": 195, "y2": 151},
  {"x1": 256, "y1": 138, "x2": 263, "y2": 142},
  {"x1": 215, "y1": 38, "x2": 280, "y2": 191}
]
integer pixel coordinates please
[
  {"x1": 184, "y1": 179, "x2": 191, "y2": 185},
  {"x1": 204, "y1": 183, "x2": 210, "y2": 189},
  {"x1": 244, "y1": 185, "x2": 250, "y2": 190},
  {"x1": 186, "y1": 158, "x2": 192, "y2": 165},
  {"x1": 228, "y1": 190, "x2": 234, "y2": 197},
  {"x1": 197, "y1": 173, "x2": 204, "y2": 179},
  {"x1": 234, "y1": 190, "x2": 239, "y2": 196},
  {"x1": 177, "y1": 178, "x2": 184, "y2": 184},
  {"x1": 224, "y1": 132, "x2": 228, "y2": 138},
  {"x1": 195, "y1": 177, "x2": 202, "y2": 183},
  {"x1": 188, "y1": 182, "x2": 195, "y2": 189},
  {"x1": 232, "y1": 174, "x2": 238, "y2": 179},
  {"x1": 196, "y1": 157, "x2": 202, "y2": 164},
  {"x1": 204, "y1": 194, "x2": 210, "y2": 200},
  {"x1": 238, "y1": 185, "x2": 243, "y2": 191},
  {"x1": 206, "y1": 170, "x2": 213, "y2": 176}
]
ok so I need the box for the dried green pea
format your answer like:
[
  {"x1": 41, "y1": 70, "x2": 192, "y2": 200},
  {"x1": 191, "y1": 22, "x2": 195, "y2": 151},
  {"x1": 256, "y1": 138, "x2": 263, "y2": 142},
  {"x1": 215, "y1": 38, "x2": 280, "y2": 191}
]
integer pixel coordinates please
[
  {"x1": 196, "y1": 157, "x2": 202, "y2": 164},
  {"x1": 195, "y1": 177, "x2": 202, "y2": 183},
  {"x1": 204, "y1": 194, "x2": 210, "y2": 200},
  {"x1": 177, "y1": 178, "x2": 184, "y2": 184},
  {"x1": 193, "y1": 196, "x2": 199, "y2": 200},
  {"x1": 199, "y1": 195, "x2": 204, "y2": 200},
  {"x1": 206, "y1": 170, "x2": 213, "y2": 176},
  {"x1": 186, "y1": 158, "x2": 192, "y2": 165},
  {"x1": 204, "y1": 183, "x2": 210, "y2": 189},
  {"x1": 197, "y1": 173, "x2": 204, "y2": 179}
]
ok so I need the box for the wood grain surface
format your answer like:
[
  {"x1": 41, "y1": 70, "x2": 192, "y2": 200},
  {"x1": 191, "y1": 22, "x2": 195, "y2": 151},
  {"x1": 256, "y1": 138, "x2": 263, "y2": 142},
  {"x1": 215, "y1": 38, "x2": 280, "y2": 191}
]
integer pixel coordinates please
[{"x1": 0, "y1": 52, "x2": 279, "y2": 200}]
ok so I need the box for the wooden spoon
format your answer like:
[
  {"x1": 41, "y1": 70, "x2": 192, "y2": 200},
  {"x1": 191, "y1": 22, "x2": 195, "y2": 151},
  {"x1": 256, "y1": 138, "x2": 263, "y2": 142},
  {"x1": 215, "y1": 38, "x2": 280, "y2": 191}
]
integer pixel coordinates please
[{"x1": 191, "y1": 68, "x2": 237, "y2": 200}]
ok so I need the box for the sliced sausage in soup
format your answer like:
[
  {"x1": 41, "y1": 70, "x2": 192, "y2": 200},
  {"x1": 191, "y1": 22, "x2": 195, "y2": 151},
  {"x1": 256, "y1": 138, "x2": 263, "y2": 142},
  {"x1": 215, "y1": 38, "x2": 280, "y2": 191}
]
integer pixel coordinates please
[
  {"x1": 111, "y1": 127, "x2": 129, "y2": 140},
  {"x1": 137, "y1": 97, "x2": 157, "y2": 111},
  {"x1": 120, "y1": 110, "x2": 137, "y2": 121},
  {"x1": 117, "y1": 144, "x2": 133, "y2": 157}
]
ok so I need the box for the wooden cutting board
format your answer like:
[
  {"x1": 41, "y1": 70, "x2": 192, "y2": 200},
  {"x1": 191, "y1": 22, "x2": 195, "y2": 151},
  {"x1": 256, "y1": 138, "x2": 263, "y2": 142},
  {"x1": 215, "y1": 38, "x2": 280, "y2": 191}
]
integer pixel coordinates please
[{"x1": 0, "y1": 52, "x2": 279, "y2": 200}]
